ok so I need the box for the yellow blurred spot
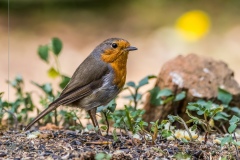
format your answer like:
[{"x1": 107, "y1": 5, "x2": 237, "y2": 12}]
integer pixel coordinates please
[
  {"x1": 176, "y1": 10, "x2": 211, "y2": 42},
  {"x1": 47, "y1": 67, "x2": 59, "y2": 79}
]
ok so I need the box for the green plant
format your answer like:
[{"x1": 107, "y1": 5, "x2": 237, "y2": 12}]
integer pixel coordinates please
[
  {"x1": 59, "y1": 110, "x2": 83, "y2": 130},
  {"x1": 95, "y1": 152, "x2": 112, "y2": 160},
  {"x1": 186, "y1": 101, "x2": 223, "y2": 142},
  {"x1": 97, "y1": 99, "x2": 116, "y2": 134},
  {"x1": 150, "y1": 87, "x2": 186, "y2": 106},
  {"x1": 1, "y1": 75, "x2": 36, "y2": 129},
  {"x1": 168, "y1": 115, "x2": 194, "y2": 142},
  {"x1": 220, "y1": 115, "x2": 240, "y2": 159},
  {"x1": 124, "y1": 75, "x2": 156, "y2": 110},
  {"x1": 111, "y1": 105, "x2": 146, "y2": 134},
  {"x1": 31, "y1": 38, "x2": 75, "y2": 127}
]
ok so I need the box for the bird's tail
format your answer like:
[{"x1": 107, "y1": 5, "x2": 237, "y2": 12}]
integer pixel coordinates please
[{"x1": 24, "y1": 103, "x2": 58, "y2": 131}]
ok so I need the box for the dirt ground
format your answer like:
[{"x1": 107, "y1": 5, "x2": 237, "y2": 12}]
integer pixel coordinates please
[{"x1": 0, "y1": 129, "x2": 238, "y2": 160}]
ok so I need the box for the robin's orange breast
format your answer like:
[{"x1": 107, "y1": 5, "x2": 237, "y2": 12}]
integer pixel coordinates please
[{"x1": 109, "y1": 53, "x2": 128, "y2": 89}]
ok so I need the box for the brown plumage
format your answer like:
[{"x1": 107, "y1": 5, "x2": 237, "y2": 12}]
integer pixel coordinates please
[{"x1": 24, "y1": 38, "x2": 137, "y2": 133}]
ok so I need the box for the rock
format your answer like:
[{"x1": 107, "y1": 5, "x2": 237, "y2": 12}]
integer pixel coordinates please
[{"x1": 143, "y1": 54, "x2": 240, "y2": 124}]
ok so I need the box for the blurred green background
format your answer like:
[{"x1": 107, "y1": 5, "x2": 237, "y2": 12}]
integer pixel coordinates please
[{"x1": 1, "y1": 0, "x2": 240, "y2": 100}]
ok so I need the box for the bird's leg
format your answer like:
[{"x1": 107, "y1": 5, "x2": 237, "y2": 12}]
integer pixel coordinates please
[{"x1": 88, "y1": 108, "x2": 102, "y2": 136}]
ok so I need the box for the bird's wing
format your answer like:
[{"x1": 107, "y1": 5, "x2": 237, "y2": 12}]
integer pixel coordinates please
[
  {"x1": 60, "y1": 55, "x2": 108, "y2": 96},
  {"x1": 24, "y1": 54, "x2": 109, "y2": 130},
  {"x1": 53, "y1": 54, "x2": 109, "y2": 106}
]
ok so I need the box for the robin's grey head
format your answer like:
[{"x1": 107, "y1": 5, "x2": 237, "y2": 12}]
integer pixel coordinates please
[{"x1": 92, "y1": 38, "x2": 137, "y2": 63}]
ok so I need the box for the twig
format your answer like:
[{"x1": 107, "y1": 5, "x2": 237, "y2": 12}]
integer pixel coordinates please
[
  {"x1": 54, "y1": 109, "x2": 58, "y2": 125},
  {"x1": 86, "y1": 141, "x2": 112, "y2": 145},
  {"x1": 204, "y1": 132, "x2": 208, "y2": 144}
]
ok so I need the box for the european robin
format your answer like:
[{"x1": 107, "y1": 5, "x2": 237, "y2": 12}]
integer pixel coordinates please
[{"x1": 24, "y1": 38, "x2": 137, "y2": 134}]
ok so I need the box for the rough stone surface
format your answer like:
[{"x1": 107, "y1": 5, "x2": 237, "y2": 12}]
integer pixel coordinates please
[{"x1": 143, "y1": 54, "x2": 240, "y2": 123}]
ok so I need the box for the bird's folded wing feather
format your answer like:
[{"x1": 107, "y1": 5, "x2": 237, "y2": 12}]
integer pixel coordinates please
[{"x1": 51, "y1": 54, "x2": 109, "y2": 106}]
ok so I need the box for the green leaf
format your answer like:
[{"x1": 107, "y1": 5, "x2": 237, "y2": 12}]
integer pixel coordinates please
[
  {"x1": 97, "y1": 106, "x2": 108, "y2": 113},
  {"x1": 51, "y1": 37, "x2": 62, "y2": 56},
  {"x1": 47, "y1": 67, "x2": 60, "y2": 79},
  {"x1": 59, "y1": 75, "x2": 70, "y2": 89},
  {"x1": 231, "y1": 107, "x2": 240, "y2": 114},
  {"x1": 107, "y1": 100, "x2": 117, "y2": 113},
  {"x1": 138, "y1": 75, "x2": 156, "y2": 88},
  {"x1": 101, "y1": 125, "x2": 108, "y2": 131},
  {"x1": 229, "y1": 115, "x2": 240, "y2": 124},
  {"x1": 221, "y1": 135, "x2": 232, "y2": 146},
  {"x1": 138, "y1": 76, "x2": 149, "y2": 88},
  {"x1": 174, "y1": 91, "x2": 186, "y2": 101},
  {"x1": 126, "y1": 81, "x2": 136, "y2": 88},
  {"x1": 211, "y1": 107, "x2": 223, "y2": 117},
  {"x1": 38, "y1": 45, "x2": 49, "y2": 63},
  {"x1": 168, "y1": 115, "x2": 176, "y2": 123},
  {"x1": 219, "y1": 156, "x2": 227, "y2": 160},
  {"x1": 16, "y1": 75, "x2": 23, "y2": 82},
  {"x1": 213, "y1": 112, "x2": 229, "y2": 121},
  {"x1": 31, "y1": 81, "x2": 53, "y2": 96},
  {"x1": 187, "y1": 105, "x2": 199, "y2": 111},
  {"x1": 197, "y1": 110, "x2": 204, "y2": 115},
  {"x1": 149, "y1": 87, "x2": 162, "y2": 106},
  {"x1": 189, "y1": 125, "x2": 197, "y2": 132},
  {"x1": 228, "y1": 124, "x2": 237, "y2": 133},
  {"x1": 186, "y1": 110, "x2": 201, "y2": 124},
  {"x1": 233, "y1": 141, "x2": 240, "y2": 146},
  {"x1": 181, "y1": 138, "x2": 189, "y2": 143},
  {"x1": 0, "y1": 92, "x2": 4, "y2": 98},
  {"x1": 86, "y1": 124, "x2": 94, "y2": 131},
  {"x1": 95, "y1": 153, "x2": 105, "y2": 160},
  {"x1": 157, "y1": 88, "x2": 173, "y2": 98},
  {"x1": 42, "y1": 83, "x2": 53, "y2": 94},
  {"x1": 174, "y1": 152, "x2": 191, "y2": 159},
  {"x1": 161, "y1": 96, "x2": 174, "y2": 105},
  {"x1": 217, "y1": 88, "x2": 232, "y2": 105},
  {"x1": 113, "y1": 128, "x2": 118, "y2": 142},
  {"x1": 161, "y1": 130, "x2": 172, "y2": 138}
]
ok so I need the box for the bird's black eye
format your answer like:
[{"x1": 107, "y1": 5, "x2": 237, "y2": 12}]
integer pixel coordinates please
[{"x1": 111, "y1": 43, "x2": 118, "y2": 48}]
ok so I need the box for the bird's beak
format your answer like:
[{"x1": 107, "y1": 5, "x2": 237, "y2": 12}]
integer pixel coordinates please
[{"x1": 125, "y1": 46, "x2": 138, "y2": 51}]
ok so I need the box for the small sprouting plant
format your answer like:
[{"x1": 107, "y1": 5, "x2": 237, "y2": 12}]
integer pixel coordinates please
[
  {"x1": 221, "y1": 115, "x2": 240, "y2": 146},
  {"x1": 186, "y1": 101, "x2": 223, "y2": 142},
  {"x1": 111, "y1": 105, "x2": 145, "y2": 134},
  {"x1": 149, "y1": 87, "x2": 186, "y2": 106},
  {"x1": 97, "y1": 99, "x2": 117, "y2": 134},
  {"x1": 2, "y1": 75, "x2": 36, "y2": 129},
  {"x1": 124, "y1": 75, "x2": 156, "y2": 110},
  {"x1": 37, "y1": 37, "x2": 70, "y2": 89},
  {"x1": 168, "y1": 115, "x2": 194, "y2": 142}
]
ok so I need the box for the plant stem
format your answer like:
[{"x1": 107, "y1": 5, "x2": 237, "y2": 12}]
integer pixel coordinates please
[
  {"x1": 53, "y1": 55, "x2": 63, "y2": 81},
  {"x1": 178, "y1": 117, "x2": 193, "y2": 141},
  {"x1": 134, "y1": 88, "x2": 139, "y2": 110},
  {"x1": 125, "y1": 106, "x2": 133, "y2": 132},
  {"x1": 103, "y1": 112, "x2": 109, "y2": 135}
]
